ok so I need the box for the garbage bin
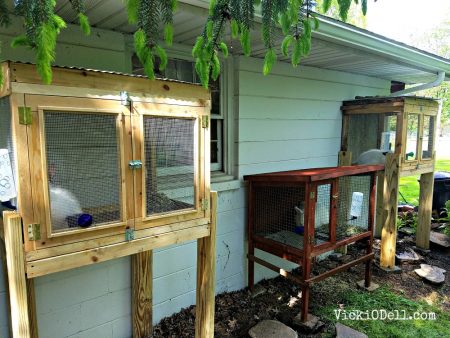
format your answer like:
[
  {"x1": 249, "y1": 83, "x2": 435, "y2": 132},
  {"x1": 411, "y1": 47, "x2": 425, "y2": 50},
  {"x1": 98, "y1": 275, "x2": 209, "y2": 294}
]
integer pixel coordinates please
[{"x1": 433, "y1": 171, "x2": 450, "y2": 213}]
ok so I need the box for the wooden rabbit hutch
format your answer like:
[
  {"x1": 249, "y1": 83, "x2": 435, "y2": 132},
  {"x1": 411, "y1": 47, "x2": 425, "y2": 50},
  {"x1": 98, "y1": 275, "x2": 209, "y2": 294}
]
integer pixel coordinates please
[
  {"x1": 341, "y1": 96, "x2": 439, "y2": 268},
  {"x1": 244, "y1": 165, "x2": 383, "y2": 322},
  {"x1": 0, "y1": 62, "x2": 216, "y2": 338}
]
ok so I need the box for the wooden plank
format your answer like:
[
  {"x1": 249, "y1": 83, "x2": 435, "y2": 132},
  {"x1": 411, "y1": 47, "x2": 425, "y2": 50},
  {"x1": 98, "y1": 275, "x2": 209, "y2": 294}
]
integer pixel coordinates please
[
  {"x1": 336, "y1": 151, "x2": 352, "y2": 254},
  {"x1": 10, "y1": 63, "x2": 209, "y2": 102},
  {"x1": 380, "y1": 153, "x2": 399, "y2": 269},
  {"x1": 0, "y1": 236, "x2": 13, "y2": 338},
  {"x1": 26, "y1": 223, "x2": 210, "y2": 278},
  {"x1": 132, "y1": 251, "x2": 153, "y2": 338},
  {"x1": 416, "y1": 172, "x2": 434, "y2": 249},
  {"x1": 3, "y1": 211, "x2": 31, "y2": 337},
  {"x1": 195, "y1": 191, "x2": 217, "y2": 338},
  {"x1": 374, "y1": 171, "x2": 385, "y2": 238},
  {"x1": 26, "y1": 279, "x2": 39, "y2": 338},
  {"x1": 0, "y1": 61, "x2": 11, "y2": 98}
]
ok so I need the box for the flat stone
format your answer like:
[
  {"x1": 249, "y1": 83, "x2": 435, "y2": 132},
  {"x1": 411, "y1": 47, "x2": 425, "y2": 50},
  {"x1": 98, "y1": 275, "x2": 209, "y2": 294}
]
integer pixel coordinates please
[
  {"x1": 293, "y1": 313, "x2": 320, "y2": 331},
  {"x1": 430, "y1": 231, "x2": 450, "y2": 248},
  {"x1": 248, "y1": 320, "x2": 298, "y2": 338},
  {"x1": 251, "y1": 285, "x2": 267, "y2": 298},
  {"x1": 335, "y1": 323, "x2": 368, "y2": 338},
  {"x1": 398, "y1": 227, "x2": 415, "y2": 235},
  {"x1": 356, "y1": 280, "x2": 380, "y2": 292},
  {"x1": 375, "y1": 262, "x2": 402, "y2": 273},
  {"x1": 415, "y1": 264, "x2": 446, "y2": 284},
  {"x1": 396, "y1": 249, "x2": 421, "y2": 263}
]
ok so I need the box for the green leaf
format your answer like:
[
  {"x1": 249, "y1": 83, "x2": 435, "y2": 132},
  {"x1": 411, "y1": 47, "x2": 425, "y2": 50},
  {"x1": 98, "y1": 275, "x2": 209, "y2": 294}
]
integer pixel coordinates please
[
  {"x1": 78, "y1": 13, "x2": 91, "y2": 35},
  {"x1": 209, "y1": 0, "x2": 217, "y2": 16},
  {"x1": 11, "y1": 35, "x2": 32, "y2": 48},
  {"x1": 219, "y1": 42, "x2": 228, "y2": 58},
  {"x1": 240, "y1": 27, "x2": 251, "y2": 56},
  {"x1": 292, "y1": 39, "x2": 301, "y2": 66},
  {"x1": 338, "y1": 0, "x2": 352, "y2": 21},
  {"x1": 192, "y1": 36, "x2": 204, "y2": 57},
  {"x1": 362, "y1": 0, "x2": 368, "y2": 15},
  {"x1": 164, "y1": 23, "x2": 173, "y2": 45},
  {"x1": 126, "y1": 0, "x2": 139, "y2": 24},
  {"x1": 211, "y1": 52, "x2": 220, "y2": 80},
  {"x1": 303, "y1": 19, "x2": 312, "y2": 38},
  {"x1": 263, "y1": 48, "x2": 277, "y2": 76},
  {"x1": 155, "y1": 45, "x2": 168, "y2": 71},
  {"x1": 230, "y1": 19, "x2": 239, "y2": 39},
  {"x1": 280, "y1": 13, "x2": 291, "y2": 35},
  {"x1": 52, "y1": 15, "x2": 67, "y2": 32},
  {"x1": 311, "y1": 14, "x2": 320, "y2": 30},
  {"x1": 281, "y1": 34, "x2": 293, "y2": 57},
  {"x1": 206, "y1": 21, "x2": 213, "y2": 40},
  {"x1": 322, "y1": 0, "x2": 332, "y2": 12}
]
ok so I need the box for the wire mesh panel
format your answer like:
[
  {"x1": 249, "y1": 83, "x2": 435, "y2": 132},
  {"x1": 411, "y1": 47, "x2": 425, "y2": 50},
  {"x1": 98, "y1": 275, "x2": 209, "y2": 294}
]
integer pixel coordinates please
[
  {"x1": 144, "y1": 116, "x2": 196, "y2": 216},
  {"x1": 406, "y1": 113, "x2": 419, "y2": 161},
  {"x1": 347, "y1": 114, "x2": 379, "y2": 159},
  {"x1": 422, "y1": 115, "x2": 435, "y2": 159},
  {"x1": 253, "y1": 184, "x2": 307, "y2": 249},
  {"x1": 43, "y1": 111, "x2": 122, "y2": 233},
  {"x1": 336, "y1": 174, "x2": 371, "y2": 241},
  {"x1": 0, "y1": 97, "x2": 16, "y2": 206},
  {"x1": 314, "y1": 184, "x2": 331, "y2": 244}
]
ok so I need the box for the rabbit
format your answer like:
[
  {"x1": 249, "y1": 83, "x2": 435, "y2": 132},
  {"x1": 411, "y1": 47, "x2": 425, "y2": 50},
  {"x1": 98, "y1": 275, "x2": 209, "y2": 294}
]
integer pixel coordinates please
[
  {"x1": 49, "y1": 185, "x2": 83, "y2": 230},
  {"x1": 354, "y1": 149, "x2": 389, "y2": 165}
]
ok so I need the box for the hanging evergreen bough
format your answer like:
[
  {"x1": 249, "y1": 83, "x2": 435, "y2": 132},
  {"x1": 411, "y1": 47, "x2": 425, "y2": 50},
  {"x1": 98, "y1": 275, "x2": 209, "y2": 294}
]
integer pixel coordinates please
[
  {"x1": 0, "y1": 0, "x2": 369, "y2": 86},
  {"x1": 9, "y1": 0, "x2": 66, "y2": 84},
  {"x1": 70, "y1": 0, "x2": 91, "y2": 35},
  {"x1": 126, "y1": 0, "x2": 176, "y2": 80}
]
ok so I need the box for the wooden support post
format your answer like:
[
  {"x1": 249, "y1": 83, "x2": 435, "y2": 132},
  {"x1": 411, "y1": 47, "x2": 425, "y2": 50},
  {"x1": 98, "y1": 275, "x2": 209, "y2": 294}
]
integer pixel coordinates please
[
  {"x1": 380, "y1": 154, "x2": 400, "y2": 269},
  {"x1": 132, "y1": 251, "x2": 153, "y2": 338},
  {"x1": 416, "y1": 172, "x2": 434, "y2": 249},
  {"x1": 374, "y1": 171, "x2": 385, "y2": 238},
  {"x1": 195, "y1": 191, "x2": 217, "y2": 338},
  {"x1": 336, "y1": 151, "x2": 352, "y2": 254},
  {"x1": 26, "y1": 279, "x2": 39, "y2": 338},
  {"x1": 3, "y1": 211, "x2": 31, "y2": 338}
]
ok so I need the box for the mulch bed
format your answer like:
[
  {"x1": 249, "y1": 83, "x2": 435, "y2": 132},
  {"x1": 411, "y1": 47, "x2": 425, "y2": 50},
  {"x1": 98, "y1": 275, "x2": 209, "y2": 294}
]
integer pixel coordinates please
[{"x1": 153, "y1": 229, "x2": 450, "y2": 338}]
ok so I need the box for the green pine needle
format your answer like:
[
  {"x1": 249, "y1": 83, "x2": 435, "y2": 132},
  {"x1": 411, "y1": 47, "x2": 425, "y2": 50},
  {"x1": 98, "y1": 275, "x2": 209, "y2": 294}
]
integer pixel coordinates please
[
  {"x1": 240, "y1": 28, "x2": 251, "y2": 56},
  {"x1": 338, "y1": 0, "x2": 352, "y2": 21},
  {"x1": 219, "y1": 42, "x2": 228, "y2": 58},
  {"x1": 292, "y1": 39, "x2": 302, "y2": 66},
  {"x1": 230, "y1": 19, "x2": 239, "y2": 39},
  {"x1": 164, "y1": 23, "x2": 173, "y2": 46},
  {"x1": 192, "y1": 36, "x2": 204, "y2": 57},
  {"x1": 211, "y1": 52, "x2": 220, "y2": 80},
  {"x1": 362, "y1": 0, "x2": 368, "y2": 15},
  {"x1": 126, "y1": 0, "x2": 139, "y2": 24},
  {"x1": 206, "y1": 21, "x2": 213, "y2": 40},
  {"x1": 280, "y1": 13, "x2": 291, "y2": 35},
  {"x1": 155, "y1": 45, "x2": 168, "y2": 71},
  {"x1": 263, "y1": 48, "x2": 276, "y2": 75},
  {"x1": 78, "y1": 13, "x2": 91, "y2": 35},
  {"x1": 11, "y1": 35, "x2": 32, "y2": 48},
  {"x1": 281, "y1": 34, "x2": 293, "y2": 57},
  {"x1": 323, "y1": 0, "x2": 332, "y2": 12}
]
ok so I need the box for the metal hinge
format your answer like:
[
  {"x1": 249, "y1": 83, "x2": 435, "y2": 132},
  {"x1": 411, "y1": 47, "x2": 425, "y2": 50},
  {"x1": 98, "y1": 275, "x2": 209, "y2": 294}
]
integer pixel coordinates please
[
  {"x1": 201, "y1": 198, "x2": 209, "y2": 211},
  {"x1": 120, "y1": 91, "x2": 131, "y2": 106},
  {"x1": 310, "y1": 191, "x2": 315, "y2": 200},
  {"x1": 128, "y1": 160, "x2": 142, "y2": 170},
  {"x1": 202, "y1": 116, "x2": 209, "y2": 128},
  {"x1": 27, "y1": 223, "x2": 41, "y2": 241},
  {"x1": 18, "y1": 106, "x2": 32, "y2": 125},
  {"x1": 125, "y1": 228, "x2": 135, "y2": 241}
]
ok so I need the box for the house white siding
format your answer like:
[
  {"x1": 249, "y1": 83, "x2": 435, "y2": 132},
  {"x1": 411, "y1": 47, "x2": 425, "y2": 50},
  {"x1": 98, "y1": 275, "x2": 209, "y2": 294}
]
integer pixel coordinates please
[{"x1": 0, "y1": 26, "x2": 390, "y2": 336}]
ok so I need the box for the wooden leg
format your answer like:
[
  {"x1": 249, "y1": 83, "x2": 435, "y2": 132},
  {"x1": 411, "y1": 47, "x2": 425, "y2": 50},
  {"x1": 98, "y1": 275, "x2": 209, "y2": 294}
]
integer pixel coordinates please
[
  {"x1": 374, "y1": 172, "x2": 385, "y2": 238},
  {"x1": 365, "y1": 240, "x2": 372, "y2": 288},
  {"x1": 248, "y1": 242, "x2": 255, "y2": 291},
  {"x1": 3, "y1": 211, "x2": 32, "y2": 338},
  {"x1": 380, "y1": 154, "x2": 399, "y2": 269},
  {"x1": 132, "y1": 251, "x2": 153, "y2": 338},
  {"x1": 195, "y1": 192, "x2": 217, "y2": 338},
  {"x1": 336, "y1": 151, "x2": 352, "y2": 254},
  {"x1": 301, "y1": 257, "x2": 311, "y2": 322},
  {"x1": 416, "y1": 172, "x2": 434, "y2": 249},
  {"x1": 26, "y1": 279, "x2": 39, "y2": 338}
]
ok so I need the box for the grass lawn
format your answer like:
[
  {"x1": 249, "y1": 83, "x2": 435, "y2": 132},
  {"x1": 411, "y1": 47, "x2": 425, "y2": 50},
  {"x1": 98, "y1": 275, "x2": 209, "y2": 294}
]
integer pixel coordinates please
[
  {"x1": 399, "y1": 158, "x2": 450, "y2": 205},
  {"x1": 317, "y1": 286, "x2": 450, "y2": 338}
]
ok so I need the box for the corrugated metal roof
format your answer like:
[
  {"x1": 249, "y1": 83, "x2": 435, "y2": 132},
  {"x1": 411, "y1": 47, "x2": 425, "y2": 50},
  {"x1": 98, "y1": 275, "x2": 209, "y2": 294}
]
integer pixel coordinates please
[{"x1": 9, "y1": 0, "x2": 450, "y2": 84}]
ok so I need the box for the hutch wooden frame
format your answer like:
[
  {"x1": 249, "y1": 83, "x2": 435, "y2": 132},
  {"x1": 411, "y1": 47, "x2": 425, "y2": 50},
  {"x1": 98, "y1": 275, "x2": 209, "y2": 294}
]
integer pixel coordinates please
[
  {"x1": 341, "y1": 96, "x2": 439, "y2": 269},
  {"x1": 244, "y1": 165, "x2": 382, "y2": 322},
  {"x1": 0, "y1": 62, "x2": 217, "y2": 338}
]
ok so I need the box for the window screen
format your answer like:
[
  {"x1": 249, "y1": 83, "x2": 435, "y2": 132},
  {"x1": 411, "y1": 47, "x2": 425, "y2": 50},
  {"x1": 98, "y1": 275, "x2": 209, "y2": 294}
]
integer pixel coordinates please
[
  {"x1": 406, "y1": 114, "x2": 419, "y2": 161},
  {"x1": 44, "y1": 111, "x2": 122, "y2": 233},
  {"x1": 144, "y1": 116, "x2": 196, "y2": 216},
  {"x1": 422, "y1": 115, "x2": 435, "y2": 159}
]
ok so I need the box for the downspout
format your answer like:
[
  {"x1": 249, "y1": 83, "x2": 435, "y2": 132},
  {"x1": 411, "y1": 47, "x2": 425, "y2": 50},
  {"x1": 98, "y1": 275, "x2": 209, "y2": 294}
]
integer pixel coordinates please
[{"x1": 390, "y1": 71, "x2": 445, "y2": 96}]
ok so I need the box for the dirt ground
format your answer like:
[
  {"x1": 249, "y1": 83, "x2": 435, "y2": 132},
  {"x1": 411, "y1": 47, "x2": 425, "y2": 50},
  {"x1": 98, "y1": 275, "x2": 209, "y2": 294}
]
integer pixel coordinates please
[{"x1": 152, "y1": 229, "x2": 449, "y2": 338}]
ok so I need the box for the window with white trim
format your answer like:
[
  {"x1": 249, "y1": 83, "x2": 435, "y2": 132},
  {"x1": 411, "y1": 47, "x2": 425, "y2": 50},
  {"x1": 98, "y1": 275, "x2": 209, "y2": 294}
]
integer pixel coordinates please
[{"x1": 132, "y1": 55, "x2": 225, "y2": 173}]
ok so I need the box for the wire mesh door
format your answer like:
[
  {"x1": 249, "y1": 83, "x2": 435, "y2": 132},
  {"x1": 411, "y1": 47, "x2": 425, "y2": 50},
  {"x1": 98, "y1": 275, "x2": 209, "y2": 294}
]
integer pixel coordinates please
[
  {"x1": 133, "y1": 102, "x2": 208, "y2": 229},
  {"x1": 26, "y1": 95, "x2": 132, "y2": 246}
]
